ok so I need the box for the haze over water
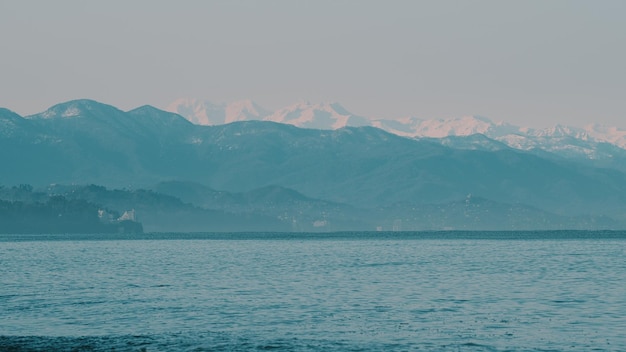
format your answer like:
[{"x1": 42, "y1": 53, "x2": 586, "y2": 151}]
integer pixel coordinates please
[{"x1": 2, "y1": 231, "x2": 625, "y2": 351}]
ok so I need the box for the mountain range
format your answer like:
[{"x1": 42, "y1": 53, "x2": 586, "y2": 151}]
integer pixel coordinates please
[
  {"x1": 2, "y1": 98, "x2": 626, "y2": 231},
  {"x1": 167, "y1": 98, "x2": 626, "y2": 150},
  {"x1": 166, "y1": 99, "x2": 626, "y2": 174}
]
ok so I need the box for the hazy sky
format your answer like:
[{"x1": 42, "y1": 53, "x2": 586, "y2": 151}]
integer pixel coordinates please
[{"x1": 1, "y1": 0, "x2": 624, "y2": 128}]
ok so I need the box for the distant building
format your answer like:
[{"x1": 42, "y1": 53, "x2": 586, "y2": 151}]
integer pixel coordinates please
[
  {"x1": 98, "y1": 209, "x2": 115, "y2": 223},
  {"x1": 313, "y1": 219, "x2": 328, "y2": 228},
  {"x1": 118, "y1": 209, "x2": 136, "y2": 222},
  {"x1": 392, "y1": 219, "x2": 402, "y2": 231}
]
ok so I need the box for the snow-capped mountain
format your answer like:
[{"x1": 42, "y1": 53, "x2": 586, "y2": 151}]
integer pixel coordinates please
[
  {"x1": 584, "y1": 124, "x2": 626, "y2": 149},
  {"x1": 371, "y1": 115, "x2": 519, "y2": 138},
  {"x1": 379, "y1": 118, "x2": 626, "y2": 158},
  {"x1": 167, "y1": 98, "x2": 626, "y2": 159},
  {"x1": 405, "y1": 119, "x2": 625, "y2": 160},
  {"x1": 166, "y1": 99, "x2": 369, "y2": 130},
  {"x1": 5, "y1": 99, "x2": 626, "y2": 230},
  {"x1": 166, "y1": 98, "x2": 269, "y2": 125},
  {"x1": 225, "y1": 100, "x2": 270, "y2": 123},
  {"x1": 264, "y1": 101, "x2": 370, "y2": 130},
  {"x1": 26, "y1": 99, "x2": 117, "y2": 120}
]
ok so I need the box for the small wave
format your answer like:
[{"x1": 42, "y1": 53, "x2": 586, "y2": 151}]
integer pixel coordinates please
[{"x1": 0, "y1": 334, "x2": 506, "y2": 352}]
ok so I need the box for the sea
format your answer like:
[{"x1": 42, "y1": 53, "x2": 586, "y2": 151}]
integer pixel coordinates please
[{"x1": 1, "y1": 231, "x2": 625, "y2": 351}]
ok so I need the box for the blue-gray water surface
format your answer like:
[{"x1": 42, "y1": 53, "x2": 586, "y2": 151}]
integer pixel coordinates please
[{"x1": 1, "y1": 231, "x2": 625, "y2": 351}]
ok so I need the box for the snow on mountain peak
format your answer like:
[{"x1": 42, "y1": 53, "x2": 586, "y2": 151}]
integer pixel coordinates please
[
  {"x1": 371, "y1": 115, "x2": 516, "y2": 139},
  {"x1": 416, "y1": 116, "x2": 495, "y2": 137},
  {"x1": 583, "y1": 123, "x2": 626, "y2": 149},
  {"x1": 224, "y1": 100, "x2": 269, "y2": 124},
  {"x1": 264, "y1": 101, "x2": 369, "y2": 130},
  {"x1": 41, "y1": 103, "x2": 81, "y2": 119},
  {"x1": 529, "y1": 124, "x2": 587, "y2": 139},
  {"x1": 27, "y1": 99, "x2": 111, "y2": 120},
  {"x1": 168, "y1": 98, "x2": 509, "y2": 135},
  {"x1": 166, "y1": 98, "x2": 626, "y2": 153},
  {"x1": 165, "y1": 98, "x2": 224, "y2": 125},
  {"x1": 165, "y1": 98, "x2": 269, "y2": 125}
]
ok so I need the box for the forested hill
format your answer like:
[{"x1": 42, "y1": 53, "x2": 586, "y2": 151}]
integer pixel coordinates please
[
  {"x1": 0, "y1": 185, "x2": 142, "y2": 234},
  {"x1": 3, "y1": 100, "x2": 626, "y2": 230}
]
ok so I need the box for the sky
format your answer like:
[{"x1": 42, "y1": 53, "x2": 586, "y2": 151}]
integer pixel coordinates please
[{"x1": 1, "y1": 0, "x2": 625, "y2": 128}]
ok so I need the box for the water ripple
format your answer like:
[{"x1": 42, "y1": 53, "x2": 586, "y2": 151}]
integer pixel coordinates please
[{"x1": 1, "y1": 234, "x2": 625, "y2": 351}]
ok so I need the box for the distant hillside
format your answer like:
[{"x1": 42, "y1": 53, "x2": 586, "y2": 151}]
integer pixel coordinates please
[
  {"x1": 2, "y1": 182, "x2": 612, "y2": 233},
  {"x1": 45, "y1": 184, "x2": 289, "y2": 233},
  {"x1": 0, "y1": 185, "x2": 142, "y2": 234},
  {"x1": 2, "y1": 99, "x2": 626, "y2": 230}
]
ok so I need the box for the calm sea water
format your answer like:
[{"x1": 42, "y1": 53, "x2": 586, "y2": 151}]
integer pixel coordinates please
[{"x1": 1, "y1": 231, "x2": 625, "y2": 351}]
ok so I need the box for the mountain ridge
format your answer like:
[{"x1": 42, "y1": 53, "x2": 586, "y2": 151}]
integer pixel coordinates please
[
  {"x1": 3, "y1": 99, "x2": 626, "y2": 230},
  {"x1": 166, "y1": 98, "x2": 626, "y2": 153}
]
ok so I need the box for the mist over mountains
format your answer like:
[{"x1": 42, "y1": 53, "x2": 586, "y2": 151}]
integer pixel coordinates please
[{"x1": 2, "y1": 99, "x2": 626, "y2": 231}]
